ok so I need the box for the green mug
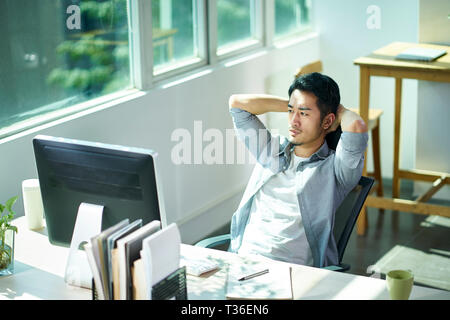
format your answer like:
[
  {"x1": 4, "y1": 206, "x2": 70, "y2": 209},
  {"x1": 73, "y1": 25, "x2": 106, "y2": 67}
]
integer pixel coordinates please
[{"x1": 386, "y1": 269, "x2": 414, "y2": 300}]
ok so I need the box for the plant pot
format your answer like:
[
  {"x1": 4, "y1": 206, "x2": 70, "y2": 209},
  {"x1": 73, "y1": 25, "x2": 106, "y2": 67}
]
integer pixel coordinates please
[{"x1": 0, "y1": 229, "x2": 15, "y2": 276}]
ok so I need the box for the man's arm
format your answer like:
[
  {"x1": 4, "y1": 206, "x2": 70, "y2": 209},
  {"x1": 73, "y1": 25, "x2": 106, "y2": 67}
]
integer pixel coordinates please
[
  {"x1": 330, "y1": 105, "x2": 369, "y2": 191},
  {"x1": 228, "y1": 94, "x2": 288, "y2": 115},
  {"x1": 228, "y1": 94, "x2": 287, "y2": 169}
]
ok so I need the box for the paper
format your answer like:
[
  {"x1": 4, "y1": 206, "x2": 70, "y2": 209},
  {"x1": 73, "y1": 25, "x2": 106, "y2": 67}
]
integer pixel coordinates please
[
  {"x1": 132, "y1": 258, "x2": 146, "y2": 300},
  {"x1": 141, "y1": 223, "x2": 181, "y2": 299},
  {"x1": 226, "y1": 262, "x2": 292, "y2": 300}
]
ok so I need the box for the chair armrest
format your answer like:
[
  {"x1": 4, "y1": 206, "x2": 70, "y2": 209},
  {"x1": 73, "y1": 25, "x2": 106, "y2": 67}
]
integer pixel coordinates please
[
  {"x1": 322, "y1": 263, "x2": 350, "y2": 272},
  {"x1": 194, "y1": 234, "x2": 231, "y2": 249}
]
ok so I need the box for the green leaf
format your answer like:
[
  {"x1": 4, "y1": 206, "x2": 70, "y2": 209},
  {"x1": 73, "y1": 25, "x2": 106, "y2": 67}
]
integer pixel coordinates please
[
  {"x1": 0, "y1": 204, "x2": 4, "y2": 213},
  {"x1": 5, "y1": 196, "x2": 18, "y2": 212}
]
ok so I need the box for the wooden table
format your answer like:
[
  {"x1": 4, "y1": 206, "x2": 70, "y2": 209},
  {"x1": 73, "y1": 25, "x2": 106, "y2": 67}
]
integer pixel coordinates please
[{"x1": 354, "y1": 42, "x2": 450, "y2": 235}]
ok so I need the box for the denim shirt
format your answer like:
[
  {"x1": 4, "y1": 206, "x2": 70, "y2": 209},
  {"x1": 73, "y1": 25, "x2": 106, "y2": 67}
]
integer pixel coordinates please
[{"x1": 229, "y1": 107, "x2": 368, "y2": 267}]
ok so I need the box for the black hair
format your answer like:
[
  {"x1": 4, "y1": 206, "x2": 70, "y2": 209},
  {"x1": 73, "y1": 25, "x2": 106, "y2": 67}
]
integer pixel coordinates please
[{"x1": 288, "y1": 72, "x2": 340, "y2": 121}]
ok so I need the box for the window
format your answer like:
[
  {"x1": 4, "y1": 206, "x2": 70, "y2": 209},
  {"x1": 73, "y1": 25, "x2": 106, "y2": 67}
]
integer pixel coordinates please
[
  {"x1": 216, "y1": 0, "x2": 261, "y2": 56},
  {"x1": 274, "y1": 0, "x2": 312, "y2": 39},
  {"x1": 152, "y1": 0, "x2": 205, "y2": 76},
  {"x1": 0, "y1": 0, "x2": 313, "y2": 137},
  {"x1": 0, "y1": 0, "x2": 131, "y2": 134}
]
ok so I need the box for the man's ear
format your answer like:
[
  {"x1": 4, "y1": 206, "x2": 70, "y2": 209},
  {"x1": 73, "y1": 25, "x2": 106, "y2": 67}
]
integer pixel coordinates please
[{"x1": 322, "y1": 113, "x2": 335, "y2": 130}]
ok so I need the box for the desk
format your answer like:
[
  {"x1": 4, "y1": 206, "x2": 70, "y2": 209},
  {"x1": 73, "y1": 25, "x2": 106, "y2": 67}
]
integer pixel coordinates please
[
  {"x1": 2, "y1": 217, "x2": 449, "y2": 300},
  {"x1": 354, "y1": 42, "x2": 450, "y2": 235}
]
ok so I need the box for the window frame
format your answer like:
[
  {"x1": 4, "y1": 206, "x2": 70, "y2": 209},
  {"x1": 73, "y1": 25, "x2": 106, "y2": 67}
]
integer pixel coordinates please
[
  {"x1": 150, "y1": 0, "x2": 209, "y2": 83},
  {"x1": 212, "y1": 0, "x2": 265, "y2": 62}
]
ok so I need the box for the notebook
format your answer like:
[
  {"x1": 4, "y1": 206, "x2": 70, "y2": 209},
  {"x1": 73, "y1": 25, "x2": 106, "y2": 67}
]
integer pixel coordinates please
[
  {"x1": 396, "y1": 47, "x2": 447, "y2": 62},
  {"x1": 226, "y1": 261, "x2": 292, "y2": 300}
]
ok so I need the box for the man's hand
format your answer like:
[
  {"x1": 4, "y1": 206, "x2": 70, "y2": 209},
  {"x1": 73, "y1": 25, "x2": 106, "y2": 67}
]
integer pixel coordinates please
[{"x1": 326, "y1": 104, "x2": 367, "y2": 134}]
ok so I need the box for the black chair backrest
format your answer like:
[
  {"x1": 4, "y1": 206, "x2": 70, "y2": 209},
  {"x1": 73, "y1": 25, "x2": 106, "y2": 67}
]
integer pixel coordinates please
[{"x1": 333, "y1": 176, "x2": 374, "y2": 264}]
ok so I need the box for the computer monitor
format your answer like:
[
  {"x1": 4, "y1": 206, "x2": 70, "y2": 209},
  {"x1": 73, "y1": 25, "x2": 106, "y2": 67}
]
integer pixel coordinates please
[{"x1": 33, "y1": 135, "x2": 168, "y2": 247}]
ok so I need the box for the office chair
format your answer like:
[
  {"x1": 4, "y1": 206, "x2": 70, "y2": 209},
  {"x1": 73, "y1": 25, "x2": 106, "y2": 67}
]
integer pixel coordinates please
[{"x1": 195, "y1": 175, "x2": 375, "y2": 272}]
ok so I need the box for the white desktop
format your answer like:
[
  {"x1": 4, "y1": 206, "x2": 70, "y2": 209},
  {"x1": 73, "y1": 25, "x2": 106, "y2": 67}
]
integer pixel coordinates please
[{"x1": 2, "y1": 216, "x2": 450, "y2": 300}]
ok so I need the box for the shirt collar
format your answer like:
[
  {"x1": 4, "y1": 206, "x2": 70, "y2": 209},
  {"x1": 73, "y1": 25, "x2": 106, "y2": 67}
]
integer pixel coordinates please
[{"x1": 277, "y1": 139, "x2": 330, "y2": 161}]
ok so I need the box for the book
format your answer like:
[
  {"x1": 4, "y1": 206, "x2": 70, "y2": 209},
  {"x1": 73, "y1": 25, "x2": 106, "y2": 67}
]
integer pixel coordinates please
[
  {"x1": 93, "y1": 218, "x2": 129, "y2": 300},
  {"x1": 107, "y1": 219, "x2": 143, "y2": 299},
  {"x1": 141, "y1": 223, "x2": 181, "y2": 299},
  {"x1": 225, "y1": 262, "x2": 293, "y2": 300},
  {"x1": 396, "y1": 47, "x2": 447, "y2": 62},
  {"x1": 116, "y1": 220, "x2": 161, "y2": 300}
]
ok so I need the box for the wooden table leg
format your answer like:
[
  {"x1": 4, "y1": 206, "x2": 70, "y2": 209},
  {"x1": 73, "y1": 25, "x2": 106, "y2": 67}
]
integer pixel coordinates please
[
  {"x1": 393, "y1": 78, "x2": 403, "y2": 199},
  {"x1": 372, "y1": 119, "x2": 383, "y2": 197},
  {"x1": 357, "y1": 66, "x2": 370, "y2": 236}
]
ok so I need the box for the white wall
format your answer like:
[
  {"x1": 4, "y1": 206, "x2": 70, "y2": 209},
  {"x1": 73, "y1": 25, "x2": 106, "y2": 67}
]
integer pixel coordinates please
[
  {"x1": 0, "y1": 35, "x2": 319, "y2": 244},
  {"x1": 415, "y1": 0, "x2": 450, "y2": 200},
  {"x1": 313, "y1": 0, "x2": 419, "y2": 179}
]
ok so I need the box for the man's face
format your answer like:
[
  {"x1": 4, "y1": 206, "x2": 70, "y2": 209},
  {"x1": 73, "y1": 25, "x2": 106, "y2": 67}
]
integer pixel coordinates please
[{"x1": 287, "y1": 89, "x2": 325, "y2": 147}]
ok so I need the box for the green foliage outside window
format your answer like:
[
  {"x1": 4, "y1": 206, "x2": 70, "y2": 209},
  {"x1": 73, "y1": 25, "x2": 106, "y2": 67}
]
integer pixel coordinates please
[
  {"x1": 47, "y1": 0, "x2": 130, "y2": 97},
  {"x1": 46, "y1": 0, "x2": 310, "y2": 96},
  {"x1": 217, "y1": 0, "x2": 252, "y2": 48}
]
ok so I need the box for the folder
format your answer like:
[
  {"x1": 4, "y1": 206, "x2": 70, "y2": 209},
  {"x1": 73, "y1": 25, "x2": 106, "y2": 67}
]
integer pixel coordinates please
[
  {"x1": 86, "y1": 220, "x2": 185, "y2": 300},
  {"x1": 116, "y1": 220, "x2": 161, "y2": 300},
  {"x1": 396, "y1": 47, "x2": 447, "y2": 62}
]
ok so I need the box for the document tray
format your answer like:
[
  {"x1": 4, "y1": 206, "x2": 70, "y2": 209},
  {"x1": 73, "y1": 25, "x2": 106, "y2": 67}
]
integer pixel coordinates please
[{"x1": 152, "y1": 266, "x2": 187, "y2": 300}]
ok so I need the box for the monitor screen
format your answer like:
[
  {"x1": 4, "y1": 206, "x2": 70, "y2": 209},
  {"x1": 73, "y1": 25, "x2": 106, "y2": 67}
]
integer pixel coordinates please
[{"x1": 33, "y1": 135, "x2": 167, "y2": 247}]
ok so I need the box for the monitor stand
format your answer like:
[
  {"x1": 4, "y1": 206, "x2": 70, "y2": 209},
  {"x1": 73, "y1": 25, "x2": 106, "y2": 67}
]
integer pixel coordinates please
[{"x1": 64, "y1": 202, "x2": 103, "y2": 289}]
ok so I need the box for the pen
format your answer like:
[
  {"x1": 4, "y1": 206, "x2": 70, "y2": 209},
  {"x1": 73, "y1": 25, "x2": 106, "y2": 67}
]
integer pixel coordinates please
[{"x1": 238, "y1": 269, "x2": 269, "y2": 281}]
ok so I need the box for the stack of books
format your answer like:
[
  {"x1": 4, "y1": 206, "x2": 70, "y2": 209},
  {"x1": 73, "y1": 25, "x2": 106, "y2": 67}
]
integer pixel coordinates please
[{"x1": 84, "y1": 219, "x2": 183, "y2": 300}]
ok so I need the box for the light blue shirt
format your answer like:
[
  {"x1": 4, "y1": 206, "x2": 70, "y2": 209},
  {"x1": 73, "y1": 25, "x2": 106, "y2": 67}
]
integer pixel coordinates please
[
  {"x1": 229, "y1": 107, "x2": 368, "y2": 267},
  {"x1": 238, "y1": 152, "x2": 314, "y2": 266}
]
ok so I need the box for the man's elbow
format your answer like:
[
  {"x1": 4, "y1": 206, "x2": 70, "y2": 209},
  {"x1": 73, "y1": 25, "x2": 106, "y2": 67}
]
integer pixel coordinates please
[
  {"x1": 228, "y1": 94, "x2": 239, "y2": 110},
  {"x1": 350, "y1": 119, "x2": 368, "y2": 133}
]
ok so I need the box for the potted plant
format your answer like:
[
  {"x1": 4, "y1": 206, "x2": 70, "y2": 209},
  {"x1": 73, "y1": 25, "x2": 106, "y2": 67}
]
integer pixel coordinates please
[{"x1": 0, "y1": 196, "x2": 18, "y2": 276}]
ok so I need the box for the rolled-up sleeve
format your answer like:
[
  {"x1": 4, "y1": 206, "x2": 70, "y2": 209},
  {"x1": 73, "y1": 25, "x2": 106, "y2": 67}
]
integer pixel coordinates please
[
  {"x1": 334, "y1": 131, "x2": 368, "y2": 190},
  {"x1": 229, "y1": 108, "x2": 280, "y2": 167}
]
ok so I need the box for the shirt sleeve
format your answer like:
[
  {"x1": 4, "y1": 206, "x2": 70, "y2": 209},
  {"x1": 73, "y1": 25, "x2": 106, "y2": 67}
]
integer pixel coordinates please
[
  {"x1": 229, "y1": 107, "x2": 281, "y2": 167},
  {"x1": 334, "y1": 131, "x2": 368, "y2": 191}
]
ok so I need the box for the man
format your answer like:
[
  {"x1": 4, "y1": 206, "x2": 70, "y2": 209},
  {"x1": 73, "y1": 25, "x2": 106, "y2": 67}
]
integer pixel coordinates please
[{"x1": 228, "y1": 72, "x2": 368, "y2": 268}]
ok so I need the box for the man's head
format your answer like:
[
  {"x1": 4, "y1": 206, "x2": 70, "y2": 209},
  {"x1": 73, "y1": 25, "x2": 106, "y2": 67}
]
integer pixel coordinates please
[{"x1": 287, "y1": 72, "x2": 340, "y2": 151}]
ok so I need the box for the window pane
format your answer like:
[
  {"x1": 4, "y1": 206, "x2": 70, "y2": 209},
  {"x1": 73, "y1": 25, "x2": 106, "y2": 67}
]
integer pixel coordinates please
[
  {"x1": 0, "y1": 0, "x2": 131, "y2": 132},
  {"x1": 275, "y1": 0, "x2": 311, "y2": 38},
  {"x1": 217, "y1": 0, "x2": 254, "y2": 52},
  {"x1": 152, "y1": 0, "x2": 199, "y2": 73}
]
